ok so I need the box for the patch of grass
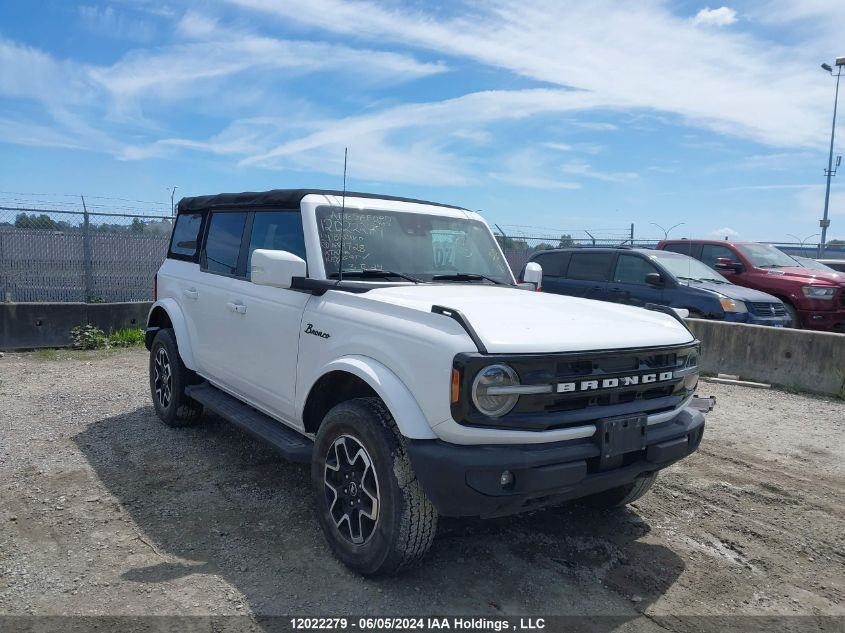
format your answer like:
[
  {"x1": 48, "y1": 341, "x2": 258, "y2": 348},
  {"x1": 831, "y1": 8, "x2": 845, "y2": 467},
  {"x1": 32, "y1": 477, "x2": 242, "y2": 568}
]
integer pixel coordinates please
[{"x1": 108, "y1": 327, "x2": 145, "y2": 348}]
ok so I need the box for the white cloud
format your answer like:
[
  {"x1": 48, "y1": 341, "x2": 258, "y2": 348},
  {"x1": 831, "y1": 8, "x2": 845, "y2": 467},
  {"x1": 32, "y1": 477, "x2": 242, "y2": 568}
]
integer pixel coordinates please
[
  {"x1": 489, "y1": 149, "x2": 581, "y2": 190},
  {"x1": 691, "y1": 7, "x2": 738, "y2": 27},
  {"x1": 90, "y1": 37, "x2": 447, "y2": 105},
  {"x1": 177, "y1": 11, "x2": 219, "y2": 39},
  {"x1": 567, "y1": 121, "x2": 618, "y2": 132},
  {"x1": 0, "y1": 18, "x2": 448, "y2": 157},
  {"x1": 228, "y1": 0, "x2": 832, "y2": 148},
  {"x1": 78, "y1": 6, "x2": 157, "y2": 42},
  {"x1": 711, "y1": 226, "x2": 739, "y2": 237},
  {"x1": 236, "y1": 89, "x2": 605, "y2": 185},
  {"x1": 561, "y1": 160, "x2": 638, "y2": 183}
]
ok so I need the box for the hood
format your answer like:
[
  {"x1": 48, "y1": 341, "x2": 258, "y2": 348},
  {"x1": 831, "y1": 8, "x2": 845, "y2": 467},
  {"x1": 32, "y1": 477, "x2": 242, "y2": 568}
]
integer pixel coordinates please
[
  {"x1": 760, "y1": 266, "x2": 845, "y2": 285},
  {"x1": 684, "y1": 280, "x2": 782, "y2": 302},
  {"x1": 362, "y1": 284, "x2": 694, "y2": 354}
]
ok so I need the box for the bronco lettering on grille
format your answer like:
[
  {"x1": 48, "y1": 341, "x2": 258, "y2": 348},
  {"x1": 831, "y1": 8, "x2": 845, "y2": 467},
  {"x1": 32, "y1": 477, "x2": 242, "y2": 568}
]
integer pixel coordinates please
[{"x1": 556, "y1": 371, "x2": 674, "y2": 393}]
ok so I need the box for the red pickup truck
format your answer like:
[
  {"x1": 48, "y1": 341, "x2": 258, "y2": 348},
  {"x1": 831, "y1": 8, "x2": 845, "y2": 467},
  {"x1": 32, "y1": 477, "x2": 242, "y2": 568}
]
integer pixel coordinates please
[{"x1": 656, "y1": 240, "x2": 845, "y2": 332}]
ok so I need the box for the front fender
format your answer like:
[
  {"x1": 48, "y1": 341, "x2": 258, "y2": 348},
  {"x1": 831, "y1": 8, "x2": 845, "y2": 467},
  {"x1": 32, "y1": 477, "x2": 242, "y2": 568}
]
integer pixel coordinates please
[
  {"x1": 146, "y1": 299, "x2": 197, "y2": 370},
  {"x1": 301, "y1": 355, "x2": 437, "y2": 440}
]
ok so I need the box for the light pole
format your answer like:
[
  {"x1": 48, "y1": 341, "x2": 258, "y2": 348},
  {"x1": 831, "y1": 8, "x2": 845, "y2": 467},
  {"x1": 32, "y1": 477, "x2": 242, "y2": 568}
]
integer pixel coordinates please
[
  {"x1": 819, "y1": 57, "x2": 845, "y2": 257},
  {"x1": 650, "y1": 222, "x2": 685, "y2": 239}
]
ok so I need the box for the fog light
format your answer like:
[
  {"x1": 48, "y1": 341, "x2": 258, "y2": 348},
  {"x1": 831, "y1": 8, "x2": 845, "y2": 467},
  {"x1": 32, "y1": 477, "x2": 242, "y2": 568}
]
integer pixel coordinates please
[{"x1": 500, "y1": 470, "x2": 514, "y2": 488}]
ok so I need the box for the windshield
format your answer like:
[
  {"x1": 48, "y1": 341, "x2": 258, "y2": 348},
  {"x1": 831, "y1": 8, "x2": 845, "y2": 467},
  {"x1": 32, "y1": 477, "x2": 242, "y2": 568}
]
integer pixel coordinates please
[
  {"x1": 649, "y1": 251, "x2": 730, "y2": 283},
  {"x1": 736, "y1": 243, "x2": 798, "y2": 268},
  {"x1": 316, "y1": 206, "x2": 513, "y2": 284},
  {"x1": 795, "y1": 257, "x2": 835, "y2": 272}
]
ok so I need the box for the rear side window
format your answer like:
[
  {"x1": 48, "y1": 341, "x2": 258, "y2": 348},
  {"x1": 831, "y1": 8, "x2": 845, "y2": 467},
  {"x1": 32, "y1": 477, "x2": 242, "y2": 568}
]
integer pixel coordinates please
[
  {"x1": 701, "y1": 244, "x2": 739, "y2": 268},
  {"x1": 566, "y1": 252, "x2": 614, "y2": 281},
  {"x1": 203, "y1": 212, "x2": 248, "y2": 276},
  {"x1": 614, "y1": 254, "x2": 659, "y2": 284},
  {"x1": 531, "y1": 252, "x2": 566, "y2": 277},
  {"x1": 662, "y1": 242, "x2": 692, "y2": 256},
  {"x1": 168, "y1": 213, "x2": 204, "y2": 261},
  {"x1": 247, "y1": 211, "x2": 306, "y2": 277}
]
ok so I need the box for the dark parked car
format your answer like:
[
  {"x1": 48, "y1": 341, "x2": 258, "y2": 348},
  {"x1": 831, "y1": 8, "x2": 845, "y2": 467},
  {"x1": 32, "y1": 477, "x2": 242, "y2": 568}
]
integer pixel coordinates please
[{"x1": 521, "y1": 247, "x2": 790, "y2": 326}]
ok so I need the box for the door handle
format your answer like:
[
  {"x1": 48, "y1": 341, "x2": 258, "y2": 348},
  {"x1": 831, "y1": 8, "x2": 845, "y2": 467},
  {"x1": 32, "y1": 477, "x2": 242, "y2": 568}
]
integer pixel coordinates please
[
  {"x1": 183, "y1": 288, "x2": 198, "y2": 300},
  {"x1": 226, "y1": 302, "x2": 247, "y2": 314}
]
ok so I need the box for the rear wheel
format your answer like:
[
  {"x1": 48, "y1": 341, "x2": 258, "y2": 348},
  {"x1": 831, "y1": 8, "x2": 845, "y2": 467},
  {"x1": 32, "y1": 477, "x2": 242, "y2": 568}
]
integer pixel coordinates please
[
  {"x1": 312, "y1": 397, "x2": 438, "y2": 576},
  {"x1": 579, "y1": 472, "x2": 658, "y2": 508},
  {"x1": 149, "y1": 329, "x2": 202, "y2": 427}
]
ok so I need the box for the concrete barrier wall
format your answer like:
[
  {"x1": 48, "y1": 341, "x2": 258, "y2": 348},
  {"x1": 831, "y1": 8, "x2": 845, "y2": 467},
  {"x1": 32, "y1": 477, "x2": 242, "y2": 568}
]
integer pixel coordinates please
[
  {"x1": 685, "y1": 318, "x2": 845, "y2": 398},
  {"x1": 2, "y1": 304, "x2": 843, "y2": 397},
  {"x1": 0, "y1": 302, "x2": 151, "y2": 350}
]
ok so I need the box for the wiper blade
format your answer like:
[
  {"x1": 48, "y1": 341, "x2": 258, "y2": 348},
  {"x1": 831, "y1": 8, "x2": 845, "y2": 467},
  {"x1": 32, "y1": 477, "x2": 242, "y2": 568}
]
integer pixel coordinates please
[
  {"x1": 759, "y1": 264, "x2": 784, "y2": 268},
  {"x1": 329, "y1": 269, "x2": 422, "y2": 283},
  {"x1": 431, "y1": 272, "x2": 506, "y2": 285}
]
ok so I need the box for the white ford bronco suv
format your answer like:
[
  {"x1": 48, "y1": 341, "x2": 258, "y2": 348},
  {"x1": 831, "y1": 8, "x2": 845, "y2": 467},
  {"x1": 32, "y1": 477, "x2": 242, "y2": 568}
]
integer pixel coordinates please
[{"x1": 146, "y1": 189, "x2": 710, "y2": 576}]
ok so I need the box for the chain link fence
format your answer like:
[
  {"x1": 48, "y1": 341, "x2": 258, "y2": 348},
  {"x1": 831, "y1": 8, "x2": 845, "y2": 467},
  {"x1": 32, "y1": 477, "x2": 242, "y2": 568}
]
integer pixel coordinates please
[
  {"x1": 1, "y1": 202, "x2": 843, "y2": 303},
  {"x1": 0, "y1": 206, "x2": 172, "y2": 302}
]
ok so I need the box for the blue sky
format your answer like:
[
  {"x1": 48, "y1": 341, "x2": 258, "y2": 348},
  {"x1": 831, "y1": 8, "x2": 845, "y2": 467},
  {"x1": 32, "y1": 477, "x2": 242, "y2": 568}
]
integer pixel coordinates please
[{"x1": 1, "y1": 0, "x2": 843, "y2": 242}]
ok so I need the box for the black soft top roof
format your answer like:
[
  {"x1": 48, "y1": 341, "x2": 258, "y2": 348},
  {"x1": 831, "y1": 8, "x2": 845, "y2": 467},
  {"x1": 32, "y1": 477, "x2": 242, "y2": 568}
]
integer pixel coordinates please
[{"x1": 177, "y1": 189, "x2": 467, "y2": 213}]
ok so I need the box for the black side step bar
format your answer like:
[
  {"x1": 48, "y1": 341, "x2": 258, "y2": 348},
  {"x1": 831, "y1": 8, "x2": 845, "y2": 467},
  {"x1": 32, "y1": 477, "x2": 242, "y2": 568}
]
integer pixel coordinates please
[{"x1": 185, "y1": 383, "x2": 313, "y2": 463}]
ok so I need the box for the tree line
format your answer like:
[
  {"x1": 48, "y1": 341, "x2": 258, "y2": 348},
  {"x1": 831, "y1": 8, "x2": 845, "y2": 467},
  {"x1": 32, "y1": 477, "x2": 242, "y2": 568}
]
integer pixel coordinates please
[{"x1": 3, "y1": 213, "x2": 172, "y2": 235}]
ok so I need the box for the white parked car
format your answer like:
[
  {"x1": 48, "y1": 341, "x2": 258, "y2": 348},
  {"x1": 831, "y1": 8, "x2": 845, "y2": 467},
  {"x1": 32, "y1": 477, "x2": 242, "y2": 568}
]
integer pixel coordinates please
[{"x1": 146, "y1": 189, "x2": 710, "y2": 575}]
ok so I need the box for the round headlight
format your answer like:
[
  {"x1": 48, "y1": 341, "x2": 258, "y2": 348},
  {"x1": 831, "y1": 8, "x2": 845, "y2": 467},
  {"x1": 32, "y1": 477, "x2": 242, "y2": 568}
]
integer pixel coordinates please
[{"x1": 471, "y1": 364, "x2": 520, "y2": 418}]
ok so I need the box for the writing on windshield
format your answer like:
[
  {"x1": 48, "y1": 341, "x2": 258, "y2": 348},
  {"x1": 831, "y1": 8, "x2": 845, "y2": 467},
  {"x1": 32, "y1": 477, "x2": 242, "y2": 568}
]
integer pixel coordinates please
[{"x1": 315, "y1": 206, "x2": 511, "y2": 283}]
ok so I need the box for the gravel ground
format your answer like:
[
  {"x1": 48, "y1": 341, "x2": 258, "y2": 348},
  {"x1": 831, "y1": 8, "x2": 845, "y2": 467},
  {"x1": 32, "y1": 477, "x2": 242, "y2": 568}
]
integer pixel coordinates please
[{"x1": 0, "y1": 348, "x2": 843, "y2": 630}]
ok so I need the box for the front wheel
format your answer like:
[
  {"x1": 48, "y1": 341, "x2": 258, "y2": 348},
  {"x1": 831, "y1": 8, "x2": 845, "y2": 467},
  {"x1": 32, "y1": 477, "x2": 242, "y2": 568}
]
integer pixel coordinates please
[
  {"x1": 579, "y1": 472, "x2": 658, "y2": 508},
  {"x1": 149, "y1": 329, "x2": 203, "y2": 427},
  {"x1": 312, "y1": 398, "x2": 438, "y2": 576}
]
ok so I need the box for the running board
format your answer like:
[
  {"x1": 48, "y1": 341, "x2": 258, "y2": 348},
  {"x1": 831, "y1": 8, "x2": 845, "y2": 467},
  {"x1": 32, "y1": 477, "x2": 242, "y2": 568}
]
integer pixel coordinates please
[{"x1": 185, "y1": 383, "x2": 313, "y2": 463}]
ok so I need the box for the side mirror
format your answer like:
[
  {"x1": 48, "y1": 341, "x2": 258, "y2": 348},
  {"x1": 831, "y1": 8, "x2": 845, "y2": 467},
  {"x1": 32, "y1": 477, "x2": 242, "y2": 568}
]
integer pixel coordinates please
[
  {"x1": 522, "y1": 262, "x2": 543, "y2": 290},
  {"x1": 251, "y1": 249, "x2": 306, "y2": 289},
  {"x1": 714, "y1": 257, "x2": 743, "y2": 272},
  {"x1": 645, "y1": 272, "x2": 664, "y2": 287}
]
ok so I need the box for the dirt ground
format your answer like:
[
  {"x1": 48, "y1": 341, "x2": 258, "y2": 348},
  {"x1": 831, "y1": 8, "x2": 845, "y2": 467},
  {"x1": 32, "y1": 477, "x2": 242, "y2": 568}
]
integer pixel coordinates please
[{"x1": 0, "y1": 348, "x2": 843, "y2": 630}]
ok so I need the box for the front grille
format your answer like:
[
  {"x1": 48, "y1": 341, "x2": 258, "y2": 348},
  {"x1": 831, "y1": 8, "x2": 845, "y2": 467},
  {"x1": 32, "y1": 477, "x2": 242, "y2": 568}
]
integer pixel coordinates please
[
  {"x1": 748, "y1": 301, "x2": 786, "y2": 316},
  {"x1": 452, "y1": 343, "x2": 700, "y2": 432}
]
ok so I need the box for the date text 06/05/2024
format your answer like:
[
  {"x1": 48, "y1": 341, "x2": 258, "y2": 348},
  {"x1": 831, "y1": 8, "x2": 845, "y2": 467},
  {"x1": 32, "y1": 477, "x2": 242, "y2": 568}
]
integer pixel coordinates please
[{"x1": 289, "y1": 617, "x2": 547, "y2": 631}]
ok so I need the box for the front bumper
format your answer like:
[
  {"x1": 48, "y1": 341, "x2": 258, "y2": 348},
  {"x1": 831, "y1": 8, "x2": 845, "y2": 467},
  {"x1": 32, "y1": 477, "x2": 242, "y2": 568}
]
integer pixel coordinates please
[
  {"x1": 798, "y1": 307, "x2": 845, "y2": 332},
  {"x1": 406, "y1": 407, "x2": 704, "y2": 518},
  {"x1": 729, "y1": 312, "x2": 789, "y2": 327}
]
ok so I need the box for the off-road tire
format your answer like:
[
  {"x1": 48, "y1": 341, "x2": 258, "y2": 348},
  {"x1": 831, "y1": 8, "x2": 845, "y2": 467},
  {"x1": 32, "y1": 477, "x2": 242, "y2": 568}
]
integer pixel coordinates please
[
  {"x1": 579, "y1": 472, "x2": 659, "y2": 508},
  {"x1": 149, "y1": 328, "x2": 203, "y2": 427},
  {"x1": 312, "y1": 397, "x2": 438, "y2": 576}
]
